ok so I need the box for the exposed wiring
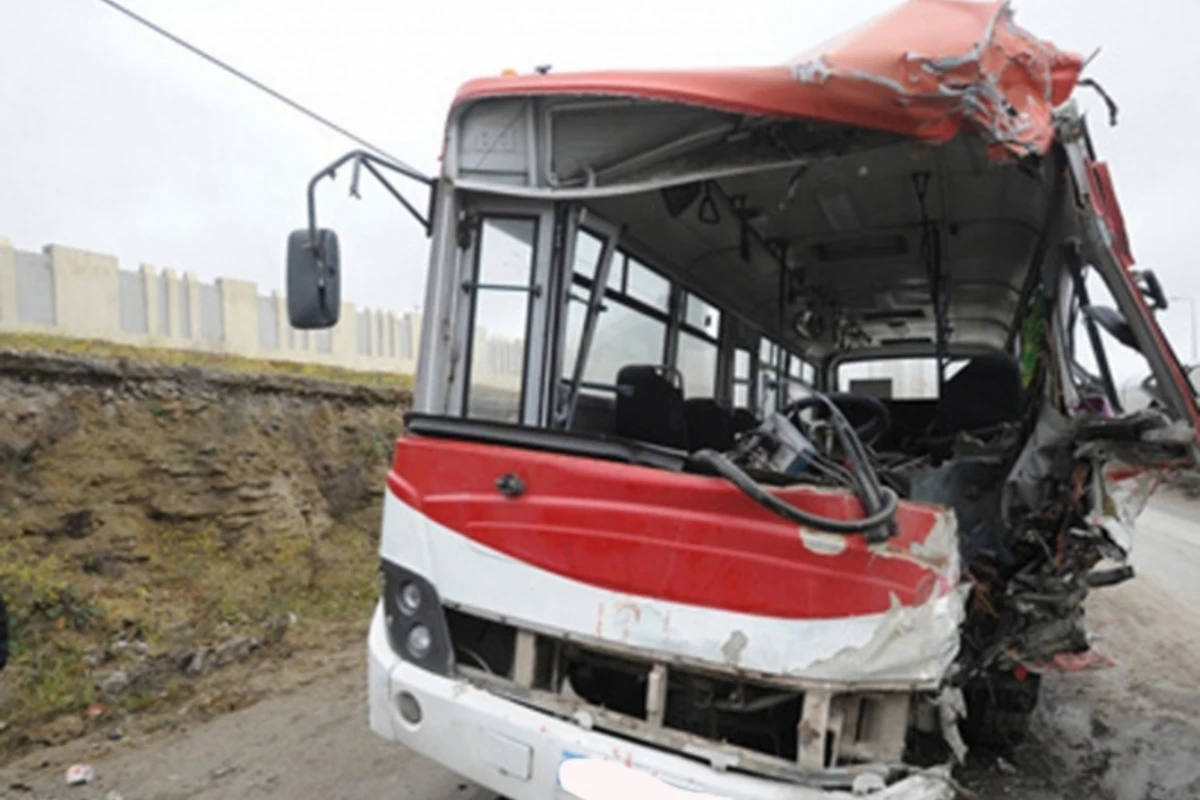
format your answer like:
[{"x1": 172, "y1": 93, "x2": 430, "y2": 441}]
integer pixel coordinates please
[
  {"x1": 709, "y1": 388, "x2": 898, "y2": 537},
  {"x1": 455, "y1": 646, "x2": 493, "y2": 674},
  {"x1": 694, "y1": 449, "x2": 899, "y2": 534},
  {"x1": 808, "y1": 453, "x2": 855, "y2": 487},
  {"x1": 93, "y1": 0, "x2": 423, "y2": 175}
]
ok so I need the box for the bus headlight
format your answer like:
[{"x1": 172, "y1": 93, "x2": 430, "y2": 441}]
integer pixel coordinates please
[
  {"x1": 398, "y1": 582, "x2": 422, "y2": 615},
  {"x1": 407, "y1": 624, "x2": 432, "y2": 658},
  {"x1": 380, "y1": 560, "x2": 453, "y2": 676}
]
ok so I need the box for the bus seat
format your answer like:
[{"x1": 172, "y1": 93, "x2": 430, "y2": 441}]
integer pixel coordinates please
[
  {"x1": 683, "y1": 399, "x2": 734, "y2": 451},
  {"x1": 930, "y1": 352, "x2": 1022, "y2": 436},
  {"x1": 731, "y1": 408, "x2": 759, "y2": 435},
  {"x1": 568, "y1": 391, "x2": 617, "y2": 435},
  {"x1": 615, "y1": 365, "x2": 689, "y2": 450}
]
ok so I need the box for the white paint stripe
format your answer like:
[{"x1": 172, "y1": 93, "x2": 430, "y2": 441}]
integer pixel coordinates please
[{"x1": 380, "y1": 492, "x2": 963, "y2": 683}]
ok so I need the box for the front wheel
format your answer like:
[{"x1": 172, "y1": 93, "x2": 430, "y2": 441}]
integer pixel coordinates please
[{"x1": 960, "y1": 671, "x2": 1041, "y2": 751}]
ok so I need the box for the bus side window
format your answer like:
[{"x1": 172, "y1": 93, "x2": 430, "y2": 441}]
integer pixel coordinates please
[
  {"x1": 677, "y1": 293, "x2": 721, "y2": 398},
  {"x1": 732, "y1": 348, "x2": 752, "y2": 407},
  {"x1": 465, "y1": 217, "x2": 538, "y2": 423}
]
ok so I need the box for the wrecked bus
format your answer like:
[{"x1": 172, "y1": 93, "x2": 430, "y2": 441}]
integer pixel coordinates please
[{"x1": 285, "y1": 1, "x2": 1200, "y2": 797}]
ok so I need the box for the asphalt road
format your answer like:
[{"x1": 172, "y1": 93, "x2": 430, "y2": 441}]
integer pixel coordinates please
[
  {"x1": 1123, "y1": 492, "x2": 1200, "y2": 606},
  {"x1": 5, "y1": 492, "x2": 1200, "y2": 800}
]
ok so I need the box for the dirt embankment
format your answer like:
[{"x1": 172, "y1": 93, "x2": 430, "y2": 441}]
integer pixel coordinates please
[{"x1": 0, "y1": 344, "x2": 410, "y2": 758}]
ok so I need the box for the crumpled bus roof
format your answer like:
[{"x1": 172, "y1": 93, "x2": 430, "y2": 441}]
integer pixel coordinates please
[{"x1": 453, "y1": 0, "x2": 1082, "y2": 157}]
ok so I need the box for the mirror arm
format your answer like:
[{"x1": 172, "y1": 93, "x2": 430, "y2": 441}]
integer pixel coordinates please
[
  {"x1": 307, "y1": 151, "x2": 362, "y2": 247},
  {"x1": 306, "y1": 150, "x2": 435, "y2": 251},
  {"x1": 357, "y1": 158, "x2": 432, "y2": 232}
]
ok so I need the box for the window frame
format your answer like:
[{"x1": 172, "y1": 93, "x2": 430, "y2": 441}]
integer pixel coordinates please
[
  {"x1": 757, "y1": 337, "x2": 785, "y2": 413},
  {"x1": 565, "y1": 247, "x2": 675, "y2": 391},
  {"x1": 451, "y1": 199, "x2": 558, "y2": 426},
  {"x1": 460, "y1": 213, "x2": 542, "y2": 424},
  {"x1": 675, "y1": 289, "x2": 723, "y2": 399},
  {"x1": 732, "y1": 346, "x2": 755, "y2": 409}
]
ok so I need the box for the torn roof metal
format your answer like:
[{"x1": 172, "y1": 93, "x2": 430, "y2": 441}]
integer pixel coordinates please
[{"x1": 453, "y1": 0, "x2": 1083, "y2": 157}]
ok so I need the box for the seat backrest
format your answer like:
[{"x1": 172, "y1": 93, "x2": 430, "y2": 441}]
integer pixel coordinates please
[
  {"x1": 568, "y1": 390, "x2": 617, "y2": 436},
  {"x1": 615, "y1": 365, "x2": 689, "y2": 449},
  {"x1": 683, "y1": 399, "x2": 735, "y2": 452},
  {"x1": 730, "y1": 408, "x2": 759, "y2": 435},
  {"x1": 931, "y1": 352, "x2": 1022, "y2": 436}
]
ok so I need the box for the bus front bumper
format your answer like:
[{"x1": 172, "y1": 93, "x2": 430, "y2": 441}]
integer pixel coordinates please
[{"x1": 367, "y1": 606, "x2": 954, "y2": 800}]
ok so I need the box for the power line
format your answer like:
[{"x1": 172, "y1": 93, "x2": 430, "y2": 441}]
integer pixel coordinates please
[{"x1": 94, "y1": 0, "x2": 424, "y2": 175}]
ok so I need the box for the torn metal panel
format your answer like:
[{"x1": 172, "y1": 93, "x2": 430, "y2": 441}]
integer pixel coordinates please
[
  {"x1": 788, "y1": 1, "x2": 1081, "y2": 156},
  {"x1": 453, "y1": 1, "x2": 1082, "y2": 160},
  {"x1": 936, "y1": 689, "x2": 968, "y2": 764},
  {"x1": 1002, "y1": 401, "x2": 1073, "y2": 524},
  {"x1": 796, "y1": 586, "x2": 968, "y2": 684},
  {"x1": 790, "y1": 509, "x2": 965, "y2": 684}
]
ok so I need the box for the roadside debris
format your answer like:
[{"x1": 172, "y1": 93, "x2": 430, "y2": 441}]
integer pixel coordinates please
[{"x1": 64, "y1": 763, "x2": 94, "y2": 785}]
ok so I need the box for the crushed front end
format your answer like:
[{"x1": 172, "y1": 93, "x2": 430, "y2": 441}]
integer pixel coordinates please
[{"x1": 369, "y1": 423, "x2": 965, "y2": 799}]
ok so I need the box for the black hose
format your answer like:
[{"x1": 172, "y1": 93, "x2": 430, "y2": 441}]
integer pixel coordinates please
[
  {"x1": 805, "y1": 393, "x2": 893, "y2": 540},
  {"x1": 694, "y1": 449, "x2": 900, "y2": 534}
]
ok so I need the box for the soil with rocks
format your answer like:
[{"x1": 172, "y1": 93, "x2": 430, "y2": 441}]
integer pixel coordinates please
[{"x1": 0, "y1": 345, "x2": 410, "y2": 758}]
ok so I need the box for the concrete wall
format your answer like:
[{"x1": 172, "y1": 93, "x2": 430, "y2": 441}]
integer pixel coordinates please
[{"x1": 0, "y1": 236, "x2": 521, "y2": 389}]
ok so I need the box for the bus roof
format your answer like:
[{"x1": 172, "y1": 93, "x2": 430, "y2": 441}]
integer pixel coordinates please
[{"x1": 453, "y1": 0, "x2": 1082, "y2": 158}]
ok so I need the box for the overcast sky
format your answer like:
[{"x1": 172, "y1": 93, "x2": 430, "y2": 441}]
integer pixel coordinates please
[{"x1": 3, "y1": 0, "x2": 1199, "y2": 368}]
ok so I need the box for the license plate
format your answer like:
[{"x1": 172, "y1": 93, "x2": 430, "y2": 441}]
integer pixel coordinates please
[{"x1": 557, "y1": 756, "x2": 731, "y2": 800}]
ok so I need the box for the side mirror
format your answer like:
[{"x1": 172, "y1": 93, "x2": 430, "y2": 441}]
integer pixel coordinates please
[
  {"x1": 1132, "y1": 269, "x2": 1169, "y2": 311},
  {"x1": 287, "y1": 228, "x2": 340, "y2": 329}
]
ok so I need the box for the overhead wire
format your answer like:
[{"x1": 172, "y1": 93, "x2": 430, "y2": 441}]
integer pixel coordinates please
[{"x1": 93, "y1": 0, "x2": 423, "y2": 175}]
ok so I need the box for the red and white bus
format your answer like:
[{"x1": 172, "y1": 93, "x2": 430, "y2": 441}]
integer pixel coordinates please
[{"x1": 285, "y1": 2, "x2": 1200, "y2": 797}]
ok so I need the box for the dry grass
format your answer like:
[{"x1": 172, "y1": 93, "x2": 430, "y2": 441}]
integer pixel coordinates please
[
  {"x1": 0, "y1": 522, "x2": 379, "y2": 750},
  {"x1": 0, "y1": 332, "x2": 413, "y2": 390}
]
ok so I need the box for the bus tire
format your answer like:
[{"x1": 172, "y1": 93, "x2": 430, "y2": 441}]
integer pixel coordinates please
[{"x1": 961, "y1": 671, "x2": 1041, "y2": 751}]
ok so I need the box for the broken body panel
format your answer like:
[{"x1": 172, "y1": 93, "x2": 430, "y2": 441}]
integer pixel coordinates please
[{"x1": 286, "y1": 1, "x2": 1199, "y2": 797}]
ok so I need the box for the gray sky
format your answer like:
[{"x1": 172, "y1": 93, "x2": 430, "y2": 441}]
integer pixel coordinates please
[{"x1": 3, "y1": 1, "x2": 1199, "y2": 370}]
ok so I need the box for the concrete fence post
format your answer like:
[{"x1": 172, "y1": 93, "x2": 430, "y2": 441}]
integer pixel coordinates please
[
  {"x1": 217, "y1": 277, "x2": 258, "y2": 356},
  {"x1": 273, "y1": 292, "x2": 289, "y2": 351},
  {"x1": 181, "y1": 273, "x2": 200, "y2": 343},
  {"x1": 183, "y1": 272, "x2": 202, "y2": 343},
  {"x1": 408, "y1": 312, "x2": 423, "y2": 364},
  {"x1": 140, "y1": 263, "x2": 159, "y2": 340},
  {"x1": 0, "y1": 237, "x2": 16, "y2": 330},
  {"x1": 364, "y1": 308, "x2": 378, "y2": 360},
  {"x1": 385, "y1": 312, "x2": 397, "y2": 361},
  {"x1": 332, "y1": 301, "x2": 356, "y2": 363},
  {"x1": 47, "y1": 244, "x2": 119, "y2": 338},
  {"x1": 162, "y1": 268, "x2": 181, "y2": 340}
]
